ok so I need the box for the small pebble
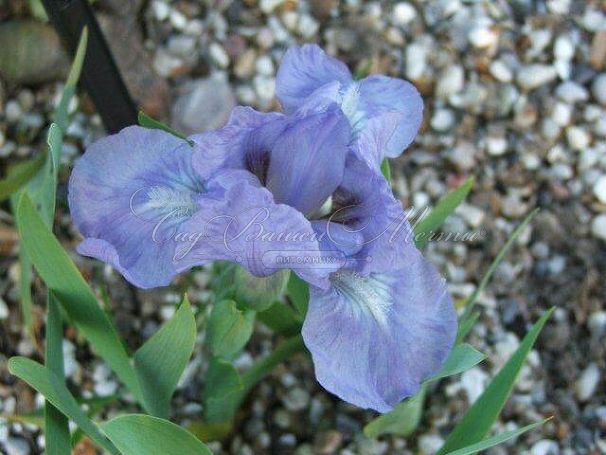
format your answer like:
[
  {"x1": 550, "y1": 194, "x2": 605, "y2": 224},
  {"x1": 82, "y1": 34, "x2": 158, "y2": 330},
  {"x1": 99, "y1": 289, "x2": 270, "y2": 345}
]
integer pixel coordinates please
[
  {"x1": 591, "y1": 214, "x2": 606, "y2": 241},
  {"x1": 393, "y1": 3, "x2": 417, "y2": 26},
  {"x1": 587, "y1": 311, "x2": 606, "y2": 337},
  {"x1": 592, "y1": 73, "x2": 606, "y2": 105},
  {"x1": 531, "y1": 439, "x2": 560, "y2": 455},
  {"x1": 566, "y1": 126, "x2": 590, "y2": 151},
  {"x1": 575, "y1": 363, "x2": 600, "y2": 401},
  {"x1": 517, "y1": 65, "x2": 558, "y2": 90},
  {"x1": 592, "y1": 175, "x2": 606, "y2": 204}
]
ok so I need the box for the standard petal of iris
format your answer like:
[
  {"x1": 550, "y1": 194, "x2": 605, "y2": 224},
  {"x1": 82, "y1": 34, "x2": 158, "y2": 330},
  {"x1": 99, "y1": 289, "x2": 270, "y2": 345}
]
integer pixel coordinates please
[
  {"x1": 276, "y1": 44, "x2": 352, "y2": 114},
  {"x1": 190, "y1": 106, "x2": 285, "y2": 180},
  {"x1": 68, "y1": 126, "x2": 207, "y2": 288},
  {"x1": 266, "y1": 106, "x2": 351, "y2": 216},
  {"x1": 358, "y1": 75, "x2": 424, "y2": 158},
  {"x1": 302, "y1": 249, "x2": 457, "y2": 412},
  {"x1": 177, "y1": 170, "x2": 343, "y2": 289}
]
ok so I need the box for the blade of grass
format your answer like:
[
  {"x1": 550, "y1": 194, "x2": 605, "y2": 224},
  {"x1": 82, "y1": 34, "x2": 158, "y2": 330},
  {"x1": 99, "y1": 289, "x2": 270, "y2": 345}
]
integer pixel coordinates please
[
  {"x1": 8, "y1": 358, "x2": 120, "y2": 455},
  {"x1": 437, "y1": 309, "x2": 554, "y2": 454},
  {"x1": 102, "y1": 414, "x2": 212, "y2": 455},
  {"x1": 17, "y1": 194, "x2": 144, "y2": 407},
  {"x1": 0, "y1": 153, "x2": 46, "y2": 201},
  {"x1": 460, "y1": 209, "x2": 539, "y2": 323},
  {"x1": 414, "y1": 177, "x2": 474, "y2": 249},
  {"x1": 44, "y1": 292, "x2": 71, "y2": 455},
  {"x1": 133, "y1": 297, "x2": 197, "y2": 418},
  {"x1": 444, "y1": 418, "x2": 552, "y2": 455},
  {"x1": 138, "y1": 111, "x2": 192, "y2": 144}
]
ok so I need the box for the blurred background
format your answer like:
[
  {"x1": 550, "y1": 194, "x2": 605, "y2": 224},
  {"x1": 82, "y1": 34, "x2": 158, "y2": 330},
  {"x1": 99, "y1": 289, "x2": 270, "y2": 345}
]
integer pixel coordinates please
[{"x1": 0, "y1": 0, "x2": 605, "y2": 454}]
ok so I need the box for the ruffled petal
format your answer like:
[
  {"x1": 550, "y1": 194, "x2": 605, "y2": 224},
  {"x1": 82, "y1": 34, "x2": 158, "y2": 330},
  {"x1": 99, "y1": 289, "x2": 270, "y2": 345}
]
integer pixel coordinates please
[
  {"x1": 266, "y1": 106, "x2": 351, "y2": 216},
  {"x1": 190, "y1": 107, "x2": 286, "y2": 181},
  {"x1": 177, "y1": 169, "x2": 343, "y2": 289},
  {"x1": 276, "y1": 44, "x2": 352, "y2": 114},
  {"x1": 358, "y1": 75, "x2": 424, "y2": 158},
  {"x1": 302, "y1": 249, "x2": 457, "y2": 412},
  {"x1": 68, "y1": 126, "x2": 208, "y2": 288},
  {"x1": 328, "y1": 154, "x2": 413, "y2": 274}
]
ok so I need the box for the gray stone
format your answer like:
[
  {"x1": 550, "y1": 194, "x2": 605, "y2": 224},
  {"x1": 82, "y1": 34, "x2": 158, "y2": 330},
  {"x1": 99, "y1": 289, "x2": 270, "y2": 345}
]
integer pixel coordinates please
[{"x1": 172, "y1": 75, "x2": 236, "y2": 135}]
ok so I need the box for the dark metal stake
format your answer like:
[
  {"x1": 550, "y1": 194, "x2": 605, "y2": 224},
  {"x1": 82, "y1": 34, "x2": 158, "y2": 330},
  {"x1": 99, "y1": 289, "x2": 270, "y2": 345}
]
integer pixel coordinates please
[{"x1": 40, "y1": 0, "x2": 138, "y2": 133}]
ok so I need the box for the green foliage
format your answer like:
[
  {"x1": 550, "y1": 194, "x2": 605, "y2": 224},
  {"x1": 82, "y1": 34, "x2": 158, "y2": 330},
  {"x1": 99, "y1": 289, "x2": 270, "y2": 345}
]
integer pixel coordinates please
[
  {"x1": 0, "y1": 152, "x2": 46, "y2": 201},
  {"x1": 364, "y1": 386, "x2": 427, "y2": 438},
  {"x1": 102, "y1": 415, "x2": 212, "y2": 455},
  {"x1": 233, "y1": 267, "x2": 289, "y2": 312},
  {"x1": 429, "y1": 344, "x2": 486, "y2": 382},
  {"x1": 459, "y1": 209, "x2": 539, "y2": 324},
  {"x1": 203, "y1": 358, "x2": 244, "y2": 424},
  {"x1": 414, "y1": 177, "x2": 474, "y2": 249},
  {"x1": 380, "y1": 158, "x2": 391, "y2": 182},
  {"x1": 138, "y1": 111, "x2": 192, "y2": 144},
  {"x1": 44, "y1": 293, "x2": 71, "y2": 455},
  {"x1": 8, "y1": 358, "x2": 120, "y2": 455},
  {"x1": 16, "y1": 193, "x2": 144, "y2": 404},
  {"x1": 287, "y1": 273, "x2": 309, "y2": 317},
  {"x1": 437, "y1": 309, "x2": 554, "y2": 454},
  {"x1": 257, "y1": 301, "x2": 302, "y2": 336},
  {"x1": 207, "y1": 300, "x2": 255, "y2": 359},
  {"x1": 443, "y1": 419, "x2": 551, "y2": 455},
  {"x1": 134, "y1": 297, "x2": 197, "y2": 418}
]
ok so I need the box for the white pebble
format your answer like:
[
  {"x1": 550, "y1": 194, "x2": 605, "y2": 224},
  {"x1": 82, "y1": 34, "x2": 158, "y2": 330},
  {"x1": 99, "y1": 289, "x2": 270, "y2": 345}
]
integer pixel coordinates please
[
  {"x1": 418, "y1": 434, "x2": 444, "y2": 454},
  {"x1": 5, "y1": 101, "x2": 22, "y2": 123},
  {"x1": 151, "y1": 0, "x2": 170, "y2": 21},
  {"x1": 489, "y1": 59, "x2": 513, "y2": 83},
  {"x1": 547, "y1": 0, "x2": 570, "y2": 14},
  {"x1": 591, "y1": 214, "x2": 606, "y2": 241},
  {"x1": 430, "y1": 109, "x2": 455, "y2": 131},
  {"x1": 468, "y1": 25, "x2": 498, "y2": 49},
  {"x1": 209, "y1": 42, "x2": 230, "y2": 69},
  {"x1": 531, "y1": 439, "x2": 560, "y2": 455},
  {"x1": 436, "y1": 65, "x2": 464, "y2": 98},
  {"x1": 393, "y1": 2, "x2": 417, "y2": 26},
  {"x1": 588, "y1": 311, "x2": 606, "y2": 337},
  {"x1": 551, "y1": 102, "x2": 572, "y2": 127},
  {"x1": 406, "y1": 42, "x2": 428, "y2": 80},
  {"x1": 486, "y1": 136, "x2": 508, "y2": 156},
  {"x1": 4, "y1": 437, "x2": 30, "y2": 455},
  {"x1": 461, "y1": 368, "x2": 489, "y2": 403},
  {"x1": 298, "y1": 14, "x2": 319, "y2": 39},
  {"x1": 255, "y1": 55, "x2": 274, "y2": 76},
  {"x1": 566, "y1": 126, "x2": 590, "y2": 151},
  {"x1": 592, "y1": 73, "x2": 606, "y2": 105},
  {"x1": 254, "y1": 75, "x2": 276, "y2": 101},
  {"x1": 555, "y1": 81, "x2": 589, "y2": 103},
  {"x1": 593, "y1": 175, "x2": 606, "y2": 204},
  {"x1": 517, "y1": 65, "x2": 558, "y2": 90},
  {"x1": 575, "y1": 363, "x2": 601, "y2": 401},
  {"x1": 0, "y1": 298, "x2": 7, "y2": 320},
  {"x1": 554, "y1": 35, "x2": 575, "y2": 61},
  {"x1": 169, "y1": 9, "x2": 187, "y2": 30},
  {"x1": 260, "y1": 0, "x2": 285, "y2": 14}
]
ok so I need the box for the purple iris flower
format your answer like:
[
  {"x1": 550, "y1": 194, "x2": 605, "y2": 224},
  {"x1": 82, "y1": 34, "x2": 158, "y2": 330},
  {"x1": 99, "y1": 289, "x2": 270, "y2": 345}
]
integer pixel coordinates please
[
  {"x1": 68, "y1": 48, "x2": 455, "y2": 413},
  {"x1": 276, "y1": 44, "x2": 424, "y2": 169}
]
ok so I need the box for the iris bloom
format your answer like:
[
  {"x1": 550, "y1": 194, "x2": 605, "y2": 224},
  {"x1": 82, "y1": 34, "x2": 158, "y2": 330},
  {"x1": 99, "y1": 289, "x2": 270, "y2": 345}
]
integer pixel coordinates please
[
  {"x1": 68, "y1": 48, "x2": 455, "y2": 413},
  {"x1": 276, "y1": 44, "x2": 424, "y2": 169}
]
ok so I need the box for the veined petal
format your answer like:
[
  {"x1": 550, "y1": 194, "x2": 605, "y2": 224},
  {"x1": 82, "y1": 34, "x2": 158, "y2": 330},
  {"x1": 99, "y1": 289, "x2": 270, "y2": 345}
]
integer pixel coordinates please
[
  {"x1": 276, "y1": 44, "x2": 352, "y2": 114},
  {"x1": 68, "y1": 126, "x2": 207, "y2": 288},
  {"x1": 177, "y1": 169, "x2": 343, "y2": 289},
  {"x1": 302, "y1": 250, "x2": 457, "y2": 412},
  {"x1": 190, "y1": 107, "x2": 286, "y2": 181},
  {"x1": 329, "y1": 154, "x2": 413, "y2": 274},
  {"x1": 358, "y1": 75, "x2": 424, "y2": 158},
  {"x1": 266, "y1": 106, "x2": 351, "y2": 216}
]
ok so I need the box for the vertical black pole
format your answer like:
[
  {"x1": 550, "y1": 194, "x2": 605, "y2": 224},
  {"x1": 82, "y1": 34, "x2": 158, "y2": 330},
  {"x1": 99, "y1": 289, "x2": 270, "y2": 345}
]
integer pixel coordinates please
[{"x1": 40, "y1": 0, "x2": 138, "y2": 133}]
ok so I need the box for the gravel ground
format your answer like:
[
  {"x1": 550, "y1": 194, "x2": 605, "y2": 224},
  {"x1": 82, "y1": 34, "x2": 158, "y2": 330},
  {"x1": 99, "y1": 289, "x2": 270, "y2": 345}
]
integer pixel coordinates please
[{"x1": 1, "y1": 0, "x2": 605, "y2": 454}]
